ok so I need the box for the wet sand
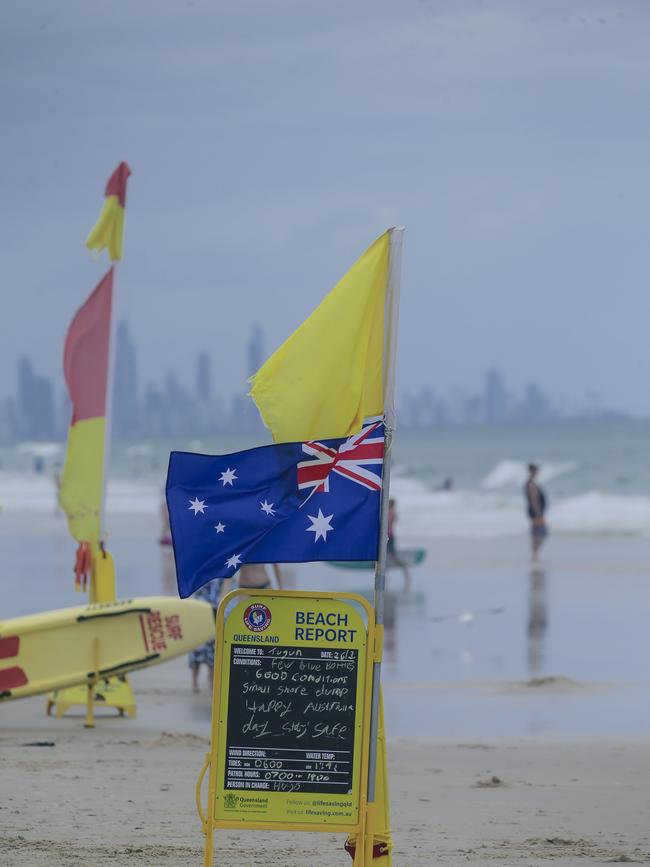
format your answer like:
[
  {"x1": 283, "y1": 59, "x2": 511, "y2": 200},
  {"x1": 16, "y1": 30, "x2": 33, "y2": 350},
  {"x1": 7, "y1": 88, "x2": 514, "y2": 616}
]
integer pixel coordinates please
[
  {"x1": 2, "y1": 660, "x2": 650, "y2": 866},
  {"x1": 3, "y1": 512, "x2": 650, "y2": 863}
]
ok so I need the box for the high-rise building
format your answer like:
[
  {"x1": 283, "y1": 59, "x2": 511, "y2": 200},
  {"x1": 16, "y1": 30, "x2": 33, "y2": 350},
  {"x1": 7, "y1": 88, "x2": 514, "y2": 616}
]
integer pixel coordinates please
[
  {"x1": 60, "y1": 389, "x2": 72, "y2": 438},
  {"x1": 246, "y1": 324, "x2": 265, "y2": 378},
  {"x1": 196, "y1": 351, "x2": 212, "y2": 401},
  {"x1": 113, "y1": 319, "x2": 139, "y2": 439},
  {"x1": 484, "y1": 367, "x2": 508, "y2": 424},
  {"x1": 521, "y1": 382, "x2": 550, "y2": 423},
  {"x1": 16, "y1": 356, "x2": 56, "y2": 439},
  {"x1": 143, "y1": 381, "x2": 165, "y2": 436},
  {"x1": 0, "y1": 397, "x2": 17, "y2": 443}
]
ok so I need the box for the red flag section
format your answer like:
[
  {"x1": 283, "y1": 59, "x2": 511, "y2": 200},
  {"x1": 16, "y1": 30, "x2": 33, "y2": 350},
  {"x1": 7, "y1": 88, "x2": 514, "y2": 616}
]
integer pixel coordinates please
[
  {"x1": 59, "y1": 268, "x2": 113, "y2": 543},
  {"x1": 105, "y1": 161, "x2": 131, "y2": 207},
  {"x1": 63, "y1": 268, "x2": 113, "y2": 424}
]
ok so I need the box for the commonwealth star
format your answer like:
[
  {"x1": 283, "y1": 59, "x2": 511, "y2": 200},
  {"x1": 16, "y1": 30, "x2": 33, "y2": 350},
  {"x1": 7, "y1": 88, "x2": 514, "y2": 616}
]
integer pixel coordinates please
[{"x1": 306, "y1": 509, "x2": 334, "y2": 542}]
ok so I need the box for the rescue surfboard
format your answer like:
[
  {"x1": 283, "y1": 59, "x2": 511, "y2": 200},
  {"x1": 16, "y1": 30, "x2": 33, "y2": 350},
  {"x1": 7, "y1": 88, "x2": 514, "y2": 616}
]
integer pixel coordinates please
[{"x1": 0, "y1": 596, "x2": 214, "y2": 702}]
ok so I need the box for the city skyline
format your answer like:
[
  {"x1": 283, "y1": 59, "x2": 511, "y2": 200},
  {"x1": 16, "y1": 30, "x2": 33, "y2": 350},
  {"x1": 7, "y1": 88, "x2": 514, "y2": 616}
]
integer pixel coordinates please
[
  {"x1": 0, "y1": 321, "x2": 632, "y2": 445},
  {"x1": 3, "y1": 3, "x2": 650, "y2": 417}
]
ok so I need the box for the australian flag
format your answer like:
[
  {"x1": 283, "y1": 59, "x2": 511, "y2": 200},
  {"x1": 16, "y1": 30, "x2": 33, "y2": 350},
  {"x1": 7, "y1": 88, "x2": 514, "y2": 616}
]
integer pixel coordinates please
[{"x1": 166, "y1": 418, "x2": 384, "y2": 597}]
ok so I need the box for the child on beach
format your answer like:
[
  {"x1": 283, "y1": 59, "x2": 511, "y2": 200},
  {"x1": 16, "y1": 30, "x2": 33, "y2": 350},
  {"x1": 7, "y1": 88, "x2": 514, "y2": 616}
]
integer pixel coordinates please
[{"x1": 188, "y1": 578, "x2": 223, "y2": 693}]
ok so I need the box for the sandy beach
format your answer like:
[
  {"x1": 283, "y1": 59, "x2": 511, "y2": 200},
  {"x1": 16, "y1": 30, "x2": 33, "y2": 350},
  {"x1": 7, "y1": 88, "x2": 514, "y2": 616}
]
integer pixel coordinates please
[
  {"x1": 3, "y1": 510, "x2": 650, "y2": 865},
  {"x1": 2, "y1": 649, "x2": 650, "y2": 866},
  {"x1": 4, "y1": 0, "x2": 650, "y2": 861},
  {"x1": 2, "y1": 662, "x2": 650, "y2": 867}
]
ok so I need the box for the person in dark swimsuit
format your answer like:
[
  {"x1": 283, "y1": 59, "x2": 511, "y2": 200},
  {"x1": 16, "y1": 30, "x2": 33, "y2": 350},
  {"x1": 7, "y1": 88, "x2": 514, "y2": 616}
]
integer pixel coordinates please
[{"x1": 525, "y1": 463, "x2": 548, "y2": 558}]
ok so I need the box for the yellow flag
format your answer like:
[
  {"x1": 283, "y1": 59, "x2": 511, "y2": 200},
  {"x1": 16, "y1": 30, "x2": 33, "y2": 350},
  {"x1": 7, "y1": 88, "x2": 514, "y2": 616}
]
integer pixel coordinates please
[
  {"x1": 85, "y1": 161, "x2": 131, "y2": 261},
  {"x1": 249, "y1": 230, "x2": 396, "y2": 443}
]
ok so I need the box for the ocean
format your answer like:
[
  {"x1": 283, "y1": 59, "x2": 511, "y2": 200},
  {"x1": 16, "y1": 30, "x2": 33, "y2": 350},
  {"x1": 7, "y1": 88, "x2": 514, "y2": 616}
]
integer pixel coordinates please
[
  {"x1": 2, "y1": 418, "x2": 650, "y2": 538},
  {"x1": 3, "y1": 418, "x2": 650, "y2": 737}
]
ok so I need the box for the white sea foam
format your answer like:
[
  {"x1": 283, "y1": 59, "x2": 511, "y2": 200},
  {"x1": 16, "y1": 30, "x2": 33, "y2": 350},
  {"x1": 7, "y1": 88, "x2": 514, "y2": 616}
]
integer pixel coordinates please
[
  {"x1": 16, "y1": 441, "x2": 63, "y2": 458},
  {"x1": 481, "y1": 459, "x2": 577, "y2": 490},
  {"x1": 550, "y1": 491, "x2": 650, "y2": 536},
  {"x1": 2, "y1": 469, "x2": 650, "y2": 539},
  {"x1": 391, "y1": 476, "x2": 650, "y2": 539},
  {"x1": 0, "y1": 473, "x2": 160, "y2": 515}
]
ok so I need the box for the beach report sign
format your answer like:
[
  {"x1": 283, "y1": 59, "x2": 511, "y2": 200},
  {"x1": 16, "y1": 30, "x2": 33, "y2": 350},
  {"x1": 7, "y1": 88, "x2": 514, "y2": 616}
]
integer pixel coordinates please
[{"x1": 203, "y1": 589, "x2": 374, "y2": 837}]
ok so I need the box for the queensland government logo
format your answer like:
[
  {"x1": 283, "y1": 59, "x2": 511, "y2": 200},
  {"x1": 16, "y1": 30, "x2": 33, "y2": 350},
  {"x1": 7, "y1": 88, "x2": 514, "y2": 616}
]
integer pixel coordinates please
[{"x1": 243, "y1": 603, "x2": 272, "y2": 632}]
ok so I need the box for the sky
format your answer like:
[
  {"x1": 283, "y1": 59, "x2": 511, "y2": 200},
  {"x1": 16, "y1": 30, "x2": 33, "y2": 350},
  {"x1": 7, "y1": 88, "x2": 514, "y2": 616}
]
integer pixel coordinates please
[{"x1": 2, "y1": 0, "x2": 650, "y2": 415}]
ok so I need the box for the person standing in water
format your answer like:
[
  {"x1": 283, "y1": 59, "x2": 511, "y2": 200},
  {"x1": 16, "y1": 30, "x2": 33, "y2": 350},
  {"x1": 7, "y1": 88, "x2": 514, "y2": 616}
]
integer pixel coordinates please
[
  {"x1": 387, "y1": 498, "x2": 410, "y2": 590},
  {"x1": 525, "y1": 463, "x2": 548, "y2": 558}
]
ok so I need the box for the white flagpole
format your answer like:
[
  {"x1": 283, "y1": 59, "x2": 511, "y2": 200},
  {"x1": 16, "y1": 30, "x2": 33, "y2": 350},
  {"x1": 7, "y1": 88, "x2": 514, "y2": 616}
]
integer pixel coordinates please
[
  {"x1": 366, "y1": 226, "x2": 404, "y2": 812},
  {"x1": 99, "y1": 265, "x2": 117, "y2": 544}
]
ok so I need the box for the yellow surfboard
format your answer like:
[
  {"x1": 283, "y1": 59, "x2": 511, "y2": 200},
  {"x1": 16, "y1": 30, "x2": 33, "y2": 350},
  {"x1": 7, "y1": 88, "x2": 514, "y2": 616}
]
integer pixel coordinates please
[{"x1": 0, "y1": 596, "x2": 214, "y2": 702}]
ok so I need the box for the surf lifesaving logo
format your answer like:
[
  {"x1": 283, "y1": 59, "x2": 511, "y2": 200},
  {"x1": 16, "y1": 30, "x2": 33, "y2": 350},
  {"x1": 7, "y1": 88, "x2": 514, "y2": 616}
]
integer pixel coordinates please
[{"x1": 243, "y1": 603, "x2": 272, "y2": 632}]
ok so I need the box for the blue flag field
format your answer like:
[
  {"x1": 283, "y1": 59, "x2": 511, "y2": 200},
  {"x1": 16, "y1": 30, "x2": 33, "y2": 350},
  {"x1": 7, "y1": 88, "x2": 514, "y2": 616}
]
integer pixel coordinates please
[{"x1": 166, "y1": 419, "x2": 384, "y2": 597}]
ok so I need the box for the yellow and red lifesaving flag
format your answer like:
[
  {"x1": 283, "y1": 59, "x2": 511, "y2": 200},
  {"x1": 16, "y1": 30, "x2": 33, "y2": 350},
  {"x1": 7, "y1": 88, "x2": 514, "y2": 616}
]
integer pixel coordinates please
[
  {"x1": 59, "y1": 269, "x2": 113, "y2": 544},
  {"x1": 85, "y1": 161, "x2": 131, "y2": 261},
  {"x1": 249, "y1": 229, "x2": 402, "y2": 443}
]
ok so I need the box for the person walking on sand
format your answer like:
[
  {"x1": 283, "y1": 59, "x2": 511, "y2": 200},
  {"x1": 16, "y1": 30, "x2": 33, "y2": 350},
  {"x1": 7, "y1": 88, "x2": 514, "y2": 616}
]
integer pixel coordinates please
[
  {"x1": 525, "y1": 463, "x2": 548, "y2": 559},
  {"x1": 387, "y1": 498, "x2": 410, "y2": 590},
  {"x1": 237, "y1": 562, "x2": 284, "y2": 590}
]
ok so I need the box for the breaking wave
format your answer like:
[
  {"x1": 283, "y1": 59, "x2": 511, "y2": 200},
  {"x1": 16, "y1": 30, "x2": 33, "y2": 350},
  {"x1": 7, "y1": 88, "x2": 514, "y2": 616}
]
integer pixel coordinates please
[
  {"x1": 481, "y1": 459, "x2": 577, "y2": 490},
  {"x1": 2, "y1": 469, "x2": 650, "y2": 539},
  {"x1": 392, "y1": 476, "x2": 650, "y2": 539}
]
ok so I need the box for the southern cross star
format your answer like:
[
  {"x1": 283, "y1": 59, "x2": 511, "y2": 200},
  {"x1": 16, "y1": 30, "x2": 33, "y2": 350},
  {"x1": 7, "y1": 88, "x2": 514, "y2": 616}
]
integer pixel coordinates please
[
  {"x1": 214, "y1": 522, "x2": 226, "y2": 533},
  {"x1": 306, "y1": 509, "x2": 334, "y2": 542},
  {"x1": 219, "y1": 467, "x2": 237, "y2": 486},
  {"x1": 260, "y1": 500, "x2": 275, "y2": 516},
  {"x1": 188, "y1": 497, "x2": 206, "y2": 515},
  {"x1": 225, "y1": 554, "x2": 242, "y2": 569}
]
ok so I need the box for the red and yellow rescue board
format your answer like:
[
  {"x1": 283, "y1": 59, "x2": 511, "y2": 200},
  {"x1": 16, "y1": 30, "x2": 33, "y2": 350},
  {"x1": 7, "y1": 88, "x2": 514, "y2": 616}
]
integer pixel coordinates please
[{"x1": 0, "y1": 596, "x2": 214, "y2": 702}]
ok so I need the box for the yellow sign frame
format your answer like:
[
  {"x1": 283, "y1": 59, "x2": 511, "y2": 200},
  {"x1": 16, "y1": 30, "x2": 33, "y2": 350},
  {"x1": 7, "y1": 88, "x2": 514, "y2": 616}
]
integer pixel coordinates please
[{"x1": 197, "y1": 587, "x2": 377, "y2": 867}]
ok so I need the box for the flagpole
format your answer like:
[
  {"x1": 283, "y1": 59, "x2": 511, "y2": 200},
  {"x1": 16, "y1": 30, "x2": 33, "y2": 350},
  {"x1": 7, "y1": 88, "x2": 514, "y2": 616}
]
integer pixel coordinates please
[
  {"x1": 366, "y1": 227, "x2": 404, "y2": 818},
  {"x1": 99, "y1": 265, "x2": 117, "y2": 545}
]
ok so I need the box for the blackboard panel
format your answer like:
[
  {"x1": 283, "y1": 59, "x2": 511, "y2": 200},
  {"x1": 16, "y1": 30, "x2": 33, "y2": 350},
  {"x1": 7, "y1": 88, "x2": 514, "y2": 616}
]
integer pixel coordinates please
[{"x1": 225, "y1": 644, "x2": 359, "y2": 795}]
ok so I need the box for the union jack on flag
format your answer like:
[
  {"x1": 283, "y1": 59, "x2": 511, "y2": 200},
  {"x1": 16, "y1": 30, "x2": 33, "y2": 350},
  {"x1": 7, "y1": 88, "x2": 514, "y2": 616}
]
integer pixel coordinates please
[
  {"x1": 166, "y1": 420, "x2": 385, "y2": 597},
  {"x1": 298, "y1": 417, "x2": 384, "y2": 494}
]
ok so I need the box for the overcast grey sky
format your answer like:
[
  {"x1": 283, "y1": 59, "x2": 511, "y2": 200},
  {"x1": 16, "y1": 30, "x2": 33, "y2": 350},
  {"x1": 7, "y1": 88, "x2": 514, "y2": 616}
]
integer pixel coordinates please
[{"x1": 2, "y1": 0, "x2": 649, "y2": 414}]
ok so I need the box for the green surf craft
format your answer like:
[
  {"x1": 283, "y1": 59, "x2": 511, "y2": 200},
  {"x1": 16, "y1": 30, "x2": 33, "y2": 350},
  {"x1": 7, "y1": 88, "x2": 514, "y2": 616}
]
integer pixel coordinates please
[{"x1": 327, "y1": 548, "x2": 426, "y2": 571}]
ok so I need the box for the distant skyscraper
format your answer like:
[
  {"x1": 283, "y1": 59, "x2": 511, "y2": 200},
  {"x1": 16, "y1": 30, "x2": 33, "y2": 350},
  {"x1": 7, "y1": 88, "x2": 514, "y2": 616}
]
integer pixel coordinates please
[
  {"x1": 143, "y1": 381, "x2": 165, "y2": 436},
  {"x1": 60, "y1": 389, "x2": 72, "y2": 438},
  {"x1": 484, "y1": 367, "x2": 508, "y2": 424},
  {"x1": 521, "y1": 382, "x2": 550, "y2": 423},
  {"x1": 113, "y1": 319, "x2": 139, "y2": 439},
  {"x1": 0, "y1": 396, "x2": 17, "y2": 442},
  {"x1": 16, "y1": 356, "x2": 56, "y2": 439},
  {"x1": 196, "y1": 351, "x2": 212, "y2": 401},
  {"x1": 246, "y1": 324, "x2": 265, "y2": 379}
]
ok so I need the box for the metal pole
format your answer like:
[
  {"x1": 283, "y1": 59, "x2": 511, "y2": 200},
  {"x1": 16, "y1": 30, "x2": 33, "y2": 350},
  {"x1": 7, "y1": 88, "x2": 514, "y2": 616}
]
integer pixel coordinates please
[
  {"x1": 99, "y1": 265, "x2": 117, "y2": 545},
  {"x1": 366, "y1": 426, "x2": 393, "y2": 804},
  {"x1": 366, "y1": 226, "x2": 404, "y2": 808}
]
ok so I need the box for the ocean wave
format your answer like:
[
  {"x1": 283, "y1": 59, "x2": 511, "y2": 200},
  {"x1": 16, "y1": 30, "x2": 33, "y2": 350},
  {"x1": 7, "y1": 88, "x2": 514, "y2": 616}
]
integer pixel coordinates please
[
  {"x1": 2, "y1": 470, "x2": 650, "y2": 539},
  {"x1": 391, "y1": 477, "x2": 650, "y2": 539},
  {"x1": 481, "y1": 459, "x2": 577, "y2": 490},
  {"x1": 550, "y1": 491, "x2": 650, "y2": 536},
  {"x1": 0, "y1": 473, "x2": 160, "y2": 514}
]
